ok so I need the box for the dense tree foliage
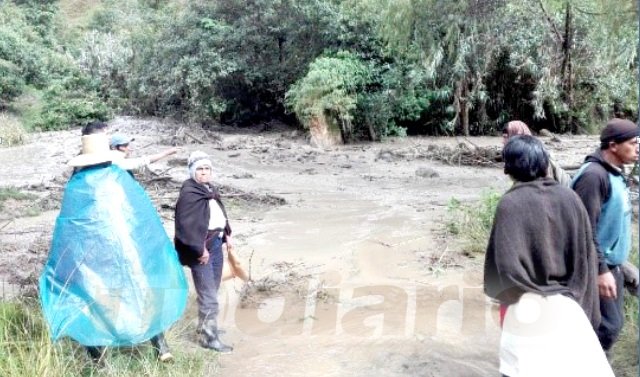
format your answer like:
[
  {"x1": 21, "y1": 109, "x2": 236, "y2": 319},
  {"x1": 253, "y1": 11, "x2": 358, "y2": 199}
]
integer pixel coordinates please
[
  {"x1": 1, "y1": 0, "x2": 638, "y2": 137},
  {"x1": 0, "y1": 1, "x2": 110, "y2": 129}
]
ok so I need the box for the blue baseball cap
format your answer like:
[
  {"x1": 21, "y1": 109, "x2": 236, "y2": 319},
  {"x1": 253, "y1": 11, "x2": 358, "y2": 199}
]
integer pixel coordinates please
[{"x1": 109, "y1": 133, "x2": 134, "y2": 149}]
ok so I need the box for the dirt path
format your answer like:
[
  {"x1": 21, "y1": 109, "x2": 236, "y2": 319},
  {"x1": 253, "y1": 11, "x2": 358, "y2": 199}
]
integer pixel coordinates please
[{"x1": 0, "y1": 117, "x2": 601, "y2": 376}]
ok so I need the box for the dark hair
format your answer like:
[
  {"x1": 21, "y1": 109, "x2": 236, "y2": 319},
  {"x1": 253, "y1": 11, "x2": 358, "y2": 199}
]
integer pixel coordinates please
[
  {"x1": 503, "y1": 135, "x2": 549, "y2": 182},
  {"x1": 81, "y1": 121, "x2": 108, "y2": 136}
]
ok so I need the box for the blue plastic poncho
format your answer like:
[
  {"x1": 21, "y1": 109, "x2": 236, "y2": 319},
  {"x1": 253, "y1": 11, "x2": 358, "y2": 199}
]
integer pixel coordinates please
[{"x1": 39, "y1": 164, "x2": 188, "y2": 346}]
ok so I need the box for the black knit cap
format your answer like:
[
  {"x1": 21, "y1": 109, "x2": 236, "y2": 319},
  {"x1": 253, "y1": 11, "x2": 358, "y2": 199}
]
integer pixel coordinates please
[{"x1": 600, "y1": 118, "x2": 640, "y2": 145}]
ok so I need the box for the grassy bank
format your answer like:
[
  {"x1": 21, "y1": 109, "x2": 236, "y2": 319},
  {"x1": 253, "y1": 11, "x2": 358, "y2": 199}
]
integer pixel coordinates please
[
  {"x1": 611, "y1": 240, "x2": 640, "y2": 377},
  {"x1": 0, "y1": 299, "x2": 209, "y2": 377},
  {"x1": 446, "y1": 189, "x2": 501, "y2": 255}
]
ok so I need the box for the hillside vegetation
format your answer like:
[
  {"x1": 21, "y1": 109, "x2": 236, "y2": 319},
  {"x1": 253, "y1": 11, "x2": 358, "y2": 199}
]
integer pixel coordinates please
[{"x1": 1, "y1": 0, "x2": 638, "y2": 141}]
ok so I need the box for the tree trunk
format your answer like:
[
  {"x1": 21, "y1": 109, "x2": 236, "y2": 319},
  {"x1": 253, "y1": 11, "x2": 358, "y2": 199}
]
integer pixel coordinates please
[
  {"x1": 308, "y1": 115, "x2": 343, "y2": 147},
  {"x1": 456, "y1": 78, "x2": 470, "y2": 136},
  {"x1": 560, "y1": 2, "x2": 574, "y2": 132},
  {"x1": 367, "y1": 122, "x2": 377, "y2": 141},
  {"x1": 278, "y1": 36, "x2": 286, "y2": 64}
]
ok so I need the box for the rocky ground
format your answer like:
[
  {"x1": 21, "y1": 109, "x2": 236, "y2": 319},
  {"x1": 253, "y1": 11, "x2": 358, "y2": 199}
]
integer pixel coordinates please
[{"x1": 0, "y1": 117, "x2": 603, "y2": 376}]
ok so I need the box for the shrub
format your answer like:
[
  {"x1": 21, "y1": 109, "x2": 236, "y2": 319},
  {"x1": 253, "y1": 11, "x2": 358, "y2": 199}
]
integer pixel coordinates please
[
  {"x1": 76, "y1": 30, "x2": 133, "y2": 112},
  {"x1": 353, "y1": 91, "x2": 406, "y2": 140},
  {"x1": 33, "y1": 81, "x2": 111, "y2": 131},
  {"x1": 0, "y1": 60, "x2": 25, "y2": 107},
  {"x1": 123, "y1": 11, "x2": 234, "y2": 122},
  {"x1": 0, "y1": 113, "x2": 27, "y2": 147},
  {"x1": 0, "y1": 3, "x2": 50, "y2": 88},
  {"x1": 286, "y1": 51, "x2": 371, "y2": 142},
  {"x1": 446, "y1": 190, "x2": 502, "y2": 255}
]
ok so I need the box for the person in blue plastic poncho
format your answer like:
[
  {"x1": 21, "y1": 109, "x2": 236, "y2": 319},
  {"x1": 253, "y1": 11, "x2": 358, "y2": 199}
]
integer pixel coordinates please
[
  {"x1": 39, "y1": 132, "x2": 188, "y2": 363},
  {"x1": 174, "y1": 151, "x2": 233, "y2": 353}
]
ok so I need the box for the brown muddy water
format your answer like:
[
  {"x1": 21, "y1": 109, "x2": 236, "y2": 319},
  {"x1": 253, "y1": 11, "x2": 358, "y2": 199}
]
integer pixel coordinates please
[{"x1": 5, "y1": 117, "x2": 585, "y2": 376}]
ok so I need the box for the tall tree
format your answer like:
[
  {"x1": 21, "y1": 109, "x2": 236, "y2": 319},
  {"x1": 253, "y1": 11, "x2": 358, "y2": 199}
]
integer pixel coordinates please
[
  {"x1": 204, "y1": 0, "x2": 341, "y2": 125},
  {"x1": 371, "y1": 0, "x2": 507, "y2": 135}
]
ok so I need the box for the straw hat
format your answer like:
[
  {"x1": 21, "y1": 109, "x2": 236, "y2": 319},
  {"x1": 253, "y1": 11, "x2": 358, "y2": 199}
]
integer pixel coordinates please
[{"x1": 68, "y1": 134, "x2": 123, "y2": 167}]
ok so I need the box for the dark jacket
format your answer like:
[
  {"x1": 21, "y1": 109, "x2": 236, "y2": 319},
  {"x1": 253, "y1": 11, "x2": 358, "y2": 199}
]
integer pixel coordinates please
[
  {"x1": 571, "y1": 150, "x2": 631, "y2": 273},
  {"x1": 174, "y1": 178, "x2": 231, "y2": 266},
  {"x1": 484, "y1": 178, "x2": 600, "y2": 328}
]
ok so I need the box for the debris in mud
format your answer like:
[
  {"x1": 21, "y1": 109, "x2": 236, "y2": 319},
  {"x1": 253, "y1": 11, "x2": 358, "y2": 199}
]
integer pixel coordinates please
[
  {"x1": 0, "y1": 230, "x2": 49, "y2": 296},
  {"x1": 415, "y1": 248, "x2": 463, "y2": 275},
  {"x1": 232, "y1": 172, "x2": 254, "y2": 179},
  {"x1": 361, "y1": 174, "x2": 385, "y2": 182},
  {"x1": 0, "y1": 186, "x2": 61, "y2": 220},
  {"x1": 415, "y1": 167, "x2": 439, "y2": 178},
  {"x1": 167, "y1": 156, "x2": 188, "y2": 167},
  {"x1": 238, "y1": 262, "x2": 335, "y2": 309},
  {"x1": 375, "y1": 149, "x2": 405, "y2": 162},
  {"x1": 172, "y1": 126, "x2": 223, "y2": 147},
  {"x1": 133, "y1": 165, "x2": 285, "y2": 218},
  {"x1": 221, "y1": 186, "x2": 286, "y2": 207},
  {"x1": 299, "y1": 168, "x2": 317, "y2": 175},
  {"x1": 376, "y1": 142, "x2": 502, "y2": 167}
]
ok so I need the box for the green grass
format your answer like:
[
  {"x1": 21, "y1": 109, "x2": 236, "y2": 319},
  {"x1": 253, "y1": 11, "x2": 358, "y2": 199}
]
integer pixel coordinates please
[
  {"x1": 0, "y1": 186, "x2": 42, "y2": 217},
  {"x1": 611, "y1": 293, "x2": 639, "y2": 377},
  {"x1": 611, "y1": 231, "x2": 639, "y2": 377},
  {"x1": 0, "y1": 187, "x2": 36, "y2": 202},
  {"x1": 8, "y1": 87, "x2": 44, "y2": 132},
  {"x1": 0, "y1": 187, "x2": 38, "y2": 213},
  {"x1": 1, "y1": 88, "x2": 44, "y2": 147},
  {"x1": 0, "y1": 299, "x2": 211, "y2": 377},
  {"x1": 445, "y1": 189, "x2": 502, "y2": 255},
  {"x1": 0, "y1": 113, "x2": 27, "y2": 147}
]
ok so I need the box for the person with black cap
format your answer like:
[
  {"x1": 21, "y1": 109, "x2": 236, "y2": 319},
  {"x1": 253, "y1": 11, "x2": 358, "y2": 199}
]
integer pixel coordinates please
[{"x1": 571, "y1": 117, "x2": 640, "y2": 353}]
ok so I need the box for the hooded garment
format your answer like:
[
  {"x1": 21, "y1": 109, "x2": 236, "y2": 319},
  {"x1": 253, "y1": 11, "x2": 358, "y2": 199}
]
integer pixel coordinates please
[
  {"x1": 39, "y1": 164, "x2": 188, "y2": 346},
  {"x1": 504, "y1": 121, "x2": 533, "y2": 137},
  {"x1": 484, "y1": 178, "x2": 600, "y2": 328},
  {"x1": 571, "y1": 150, "x2": 632, "y2": 272},
  {"x1": 174, "y1": 178, "x2": 231, "y2": 266}
]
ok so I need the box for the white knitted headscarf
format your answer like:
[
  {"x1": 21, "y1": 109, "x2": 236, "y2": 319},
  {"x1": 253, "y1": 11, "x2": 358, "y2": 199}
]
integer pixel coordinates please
[{"x1": 187, "y1": 151, "x2": 212, "y2": 180}]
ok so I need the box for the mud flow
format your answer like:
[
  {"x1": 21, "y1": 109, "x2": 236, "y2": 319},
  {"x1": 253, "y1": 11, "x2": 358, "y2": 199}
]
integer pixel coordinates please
[{"x1": 0, "y1": 118, "x2": 601, "y2": 376}]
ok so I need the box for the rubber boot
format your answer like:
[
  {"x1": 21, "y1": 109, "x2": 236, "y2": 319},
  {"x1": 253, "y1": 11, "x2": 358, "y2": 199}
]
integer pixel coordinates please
[
  {"x1": 197, "y1": 317, "x2": 225, "y2": 335},
  {"x1": 621, "y1": 261, "x2": 639, "y2": 297},
  {"x1": 85, "y1": 346, "x2": 105, "y2": 363},
  {"x1": 150, "y1": 333, "x2": 174, "y2": 362},
  {"x1": 199, "y1": 319, "x2": 233, "y2": 353}
]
